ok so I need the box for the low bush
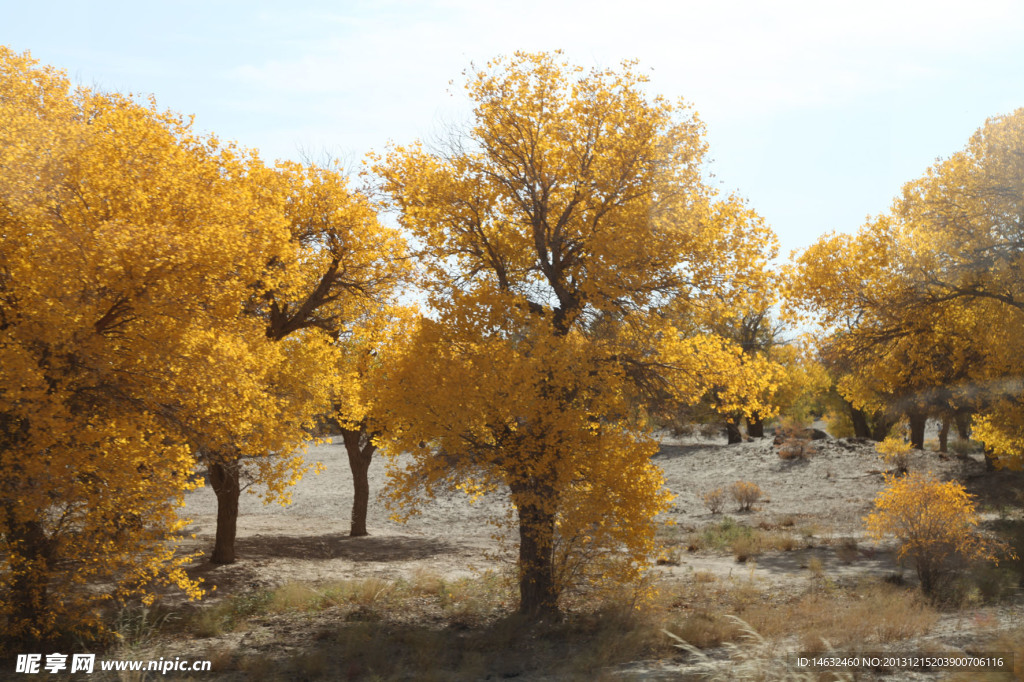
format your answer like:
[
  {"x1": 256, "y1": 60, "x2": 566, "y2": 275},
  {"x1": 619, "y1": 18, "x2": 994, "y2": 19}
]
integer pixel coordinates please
[
  {"x1": 950, "y1": 438, "x2": 982, "y2": 457},
  {"x1": 731, "y1": 481, "x2": 762, "y2": 512},
  {"x1": 702, "y1": 487, "x2": 726, "y2": 514},
  {"x1": 731, "y1": 535, "x2": 761, "y2": 563},
  {"x1": 864, "y1": 472, "x2": 1015, "y2": 597},
  {"x1": 775, "y1": 421, "x2": 819, "y2": 460},
  {"x1": 876, "y1": 436, "x2": 913, "y2": 474}
]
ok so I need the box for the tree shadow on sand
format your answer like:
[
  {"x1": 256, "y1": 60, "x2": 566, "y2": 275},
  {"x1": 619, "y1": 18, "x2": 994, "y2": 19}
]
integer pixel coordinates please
[
  {"x1": 180, "y1": 533, "x2": 462, "y2": 595},
  {"x1": 654, "y1": 443, "x2": 726, "y2": 461},
  {"x1": 751, "y1": 545, "x2": 901, "y2": 582},
  {"x1": 194, "y1": 532, "x2": 458, "y2": 565}
]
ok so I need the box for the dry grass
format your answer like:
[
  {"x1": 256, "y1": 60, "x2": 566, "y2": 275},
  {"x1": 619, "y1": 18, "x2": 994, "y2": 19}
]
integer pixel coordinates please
[
  {"x1": 92, "y1": 570, "x2": 949, "y2": 681},
  {"x1": 668, "y1": 576, "x2": 936, "y2": 644},
  {"x1": 665, "y1": 617, "x2": 855, "y2": 681},
  {"x1": 180, "y1": 570, "x2": 512, "y2": 645},
  {"x1": 797, "y1": 521, "x2": 827, "y2": 547},
  {"x1": 742, "y1": 582, "x2": 938, "y2": 651},
  {"x1": 655, "y1": 575, "x2": 936, "y2": 679},
  {"x1": 188, "y1": 589, "x2": 273, "y2": 638},
  {"x1": 834, "y1": 537, "x2": 859, "y2": 564},
  {"x1": 665, "y1": 609, "x2": 744, "y2": 648},
  {"x1": 776, "y1": 534, "x2": 798, "y2": 552},
  {"x1": 947, "y1": 626, "x2": 1024, "y2": 681},
  {"x1": 222, "y1": 595, "x2": 675, "y2": 681},
  {"x1": 731, "y1": 534, "x2": 762, "y2": 563},
  {"x1": 682, "y1": 517, "x2": 803, "y2": 560}
]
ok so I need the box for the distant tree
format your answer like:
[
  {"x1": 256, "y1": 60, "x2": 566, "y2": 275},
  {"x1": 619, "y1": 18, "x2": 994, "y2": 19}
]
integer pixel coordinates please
[
  {"x1": 792, "y1": 109, "x2": 1024, "y2": 468},
  {"x1": 200, "y1": 159, "x2": 409, "y2": 563},
  {"x1": 333, "y1": 306, "x2": 417, "y2": 537},
  {"x1": 712, "y1": 309, "x2": 788, "y2": 439}
]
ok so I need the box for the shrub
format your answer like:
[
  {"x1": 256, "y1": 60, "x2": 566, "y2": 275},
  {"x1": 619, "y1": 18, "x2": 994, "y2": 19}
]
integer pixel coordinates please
[
  {"x1": 731, "y1": 535, "x2": 761, "y2": 563},
  {"x1": 698, "y1": 423, "x2": 724, "y2": 439},
  {"x1": 730, "y1": 481, "x2": 762, "y2": 512},
  {"x1": 863, "y1": 472, "x2": 1015, "y2": 596},
  {"x1": 731, "y1": 482, "x2": 760, "y2": 512},
  {"x1": 656, "y1": 547, "x2": 683, "y2": 566},
  {"x1": 778, "y1": 438, "x2": 818, "y2": 460},
  {"x1": 876, "y1": 436, "x2": 913, "y2": 474},
  {"x1": 702, "y1": 487, "x2": 726, "y2": 514},
  {"x1": 775, "y1": 420, "x2": 819, "y2": 460}
]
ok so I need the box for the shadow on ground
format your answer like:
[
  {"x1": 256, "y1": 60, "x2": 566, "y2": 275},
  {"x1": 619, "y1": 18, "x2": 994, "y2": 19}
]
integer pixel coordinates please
[
  {"x1": 753, "y1": 545, "x2": 902, "y2": 582},
  {"x1": 186, "y1": 532, "x2": 457, "y2": 567},
  {"x1": 961, "y1": 466, "x2": 1024, "y2": 509},
  {"x1": 202, "y1": 611, "x2": 655, "y2": 682},
  {"x1": 654, "y1": 443, "x2": 725, "y2": 460}
]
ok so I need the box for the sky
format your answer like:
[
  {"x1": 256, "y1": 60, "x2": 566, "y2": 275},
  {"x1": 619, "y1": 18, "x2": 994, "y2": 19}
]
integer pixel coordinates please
[{"x1": 4, "y1": 0, "x2": 1023, "y2": 256}]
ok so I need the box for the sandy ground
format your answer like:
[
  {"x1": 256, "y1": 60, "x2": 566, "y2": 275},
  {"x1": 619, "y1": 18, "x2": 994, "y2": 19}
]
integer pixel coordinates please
[
  {"x1": 176, "y1": 430, "x2": 976, "y2": 594},
  {"x1": 168, "y1": 429, "x2": 1023, "y2": 679},
  {"x1": 177, "y1": 437, "x2": 509, "y2": 593}
]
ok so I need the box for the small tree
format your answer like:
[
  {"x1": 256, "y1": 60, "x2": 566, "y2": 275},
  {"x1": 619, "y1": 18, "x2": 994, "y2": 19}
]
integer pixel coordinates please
[
  {"x1": 334, "y1": 306, "x2": 417, "y2": 537},
  {"x1": 199, "y1": 158, "x2": 409, "y2": 564},
  {"x1": 864, "y1": 472, "x2": 1012, "y2": 596}
]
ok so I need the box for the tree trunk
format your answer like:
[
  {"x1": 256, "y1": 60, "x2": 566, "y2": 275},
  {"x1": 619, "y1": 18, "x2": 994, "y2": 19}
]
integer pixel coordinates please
[
  {"x1": 7, "y1": 517, "x2": 52, "y2": 639},
  {"x1": 511, "y1": 484, "x2": 559, "y2": 619},
  {"x1": 746, "y1": 412, "x2": 764, "y2": 438},
  {"x1": 938, "y1": 415, "x2": 950, "y2": 453},
  {"x1": 209, "y1": 459, "x2": 240, "y2": 564},
  {"x1": 726, "y1": 420, "x2": 743, "y2": 444},
  {"x1": 871, "y1": 412, "x2": 897, "y2": 442},
  {"x1": 984, "y1": 447, "x2": 998, "y2": 472},
  {"x1": 955, "y1": 412, "x2": 971, "y2": 441},
  {"x1": 849, "y1": 405, "x2": 871, "y2": 439},
  {"x1": 907, "y1": 410, "x2": 927, "y2": 450},
  {"x1": 341, "y1": 427, "x2": 376, "y2": 537}
]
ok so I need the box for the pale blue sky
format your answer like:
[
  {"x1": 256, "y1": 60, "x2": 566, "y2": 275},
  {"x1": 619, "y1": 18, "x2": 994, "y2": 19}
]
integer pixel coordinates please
[{"x1": 5, "y1": 0, "x2": 1023, "y2": 255}]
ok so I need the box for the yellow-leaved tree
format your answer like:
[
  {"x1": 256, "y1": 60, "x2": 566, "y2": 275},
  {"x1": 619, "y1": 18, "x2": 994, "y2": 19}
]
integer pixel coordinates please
[
  {"x1": 197, "y1": 159, "x2": 409, "y2": 563},
  {"x1": 0, "y1": 48, "x2": 303, "y2": 642},
  {"x1": 332, "y1": 305, "x2": 418, "y2": 537},
  {"x1": 790, "y1": 215, "x2": 991, "y2": 448},
  {"x1": 372, "y1": 52, "x2": 780, "y2": 617},
  {"x1": 892, "y1": 109, "x2": 1024, "y2": 468},
  {"x1": 791, "y1": 109, "x2": 1024, "y2": 465}
]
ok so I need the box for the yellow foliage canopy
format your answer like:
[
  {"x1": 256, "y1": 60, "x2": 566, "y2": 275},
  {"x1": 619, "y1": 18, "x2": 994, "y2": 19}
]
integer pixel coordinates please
[
  {"x1": 373, "y1": 52, "x2": 780, "y2": 614},
  {"x1": 790, "y1": 110, "x2": 1024, "y2": 456},
  {"x1": 0, "y1": 47, "x2": 338, "y2": 641},
  {"x1": 864, "y1": 472, "x2": 1012, "y2": 594}
]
